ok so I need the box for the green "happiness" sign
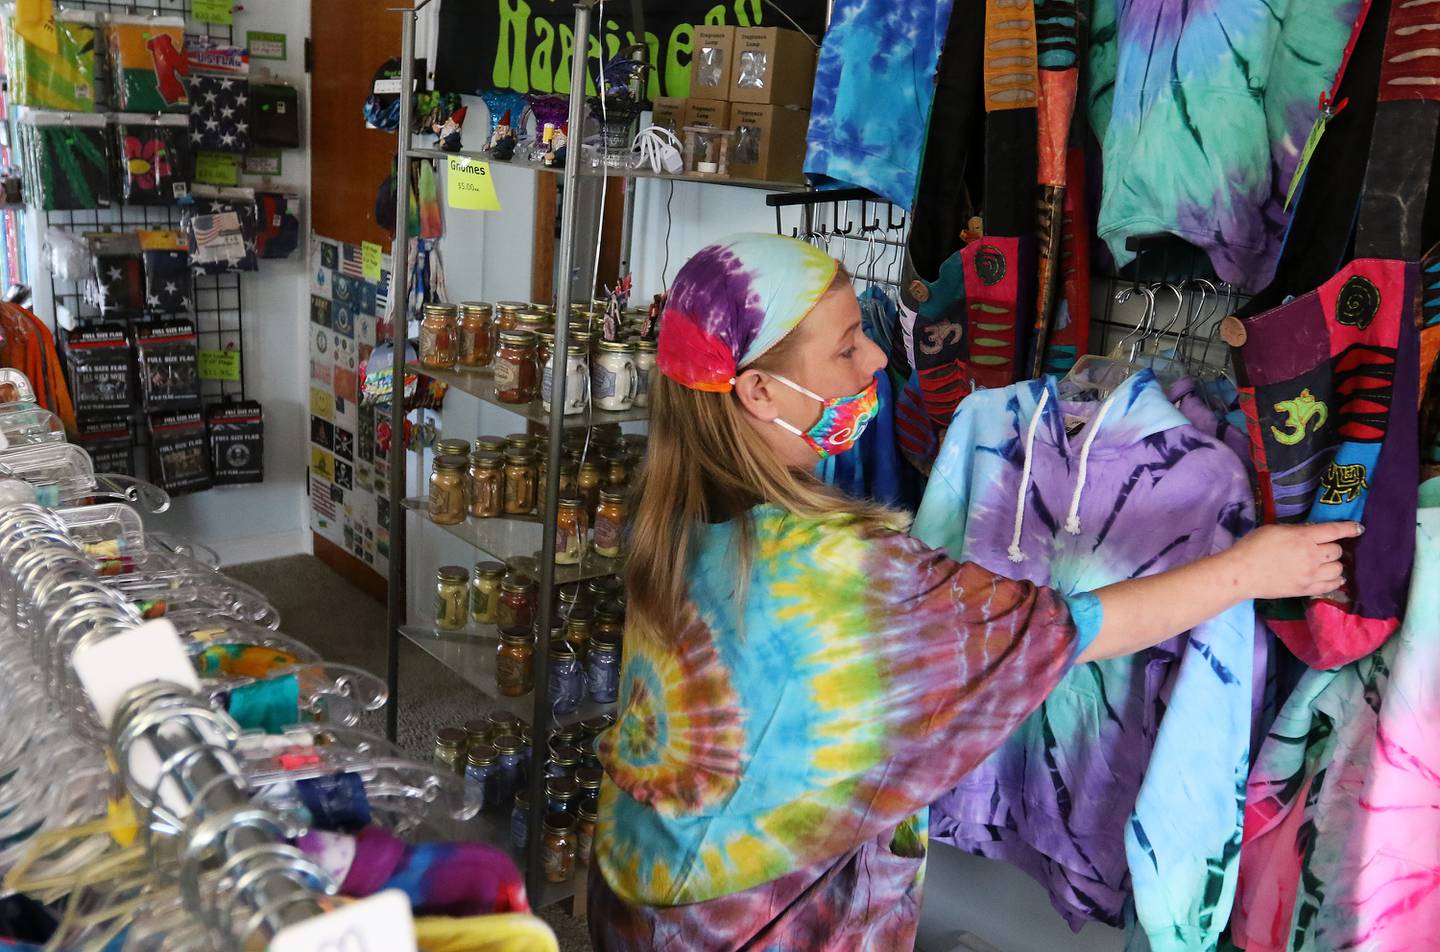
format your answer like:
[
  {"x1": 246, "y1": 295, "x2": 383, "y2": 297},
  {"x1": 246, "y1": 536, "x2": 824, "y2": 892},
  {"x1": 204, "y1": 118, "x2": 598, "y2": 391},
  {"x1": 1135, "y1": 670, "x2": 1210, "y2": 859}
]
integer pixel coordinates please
[{"x1": 434, "y1": 0, "x2": 825, "y2": 100}]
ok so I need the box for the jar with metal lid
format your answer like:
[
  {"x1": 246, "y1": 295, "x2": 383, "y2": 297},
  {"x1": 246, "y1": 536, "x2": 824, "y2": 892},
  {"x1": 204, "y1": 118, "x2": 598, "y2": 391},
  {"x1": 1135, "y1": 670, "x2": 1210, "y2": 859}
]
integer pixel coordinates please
[
  {"x1": 592, "y1": 340, "x2": 638, "y2": 412},
  {"x1": 546, "y1": 776, "x2": 580, "y2": 816},
  {"x1": 497, "y1": 574, "x2": 538, "y2": 636},
  {"x1": 623, "y1": 433, "x2": 648, "y2": 459},
  {"x1": 562, "y1": 613, "x2": 592, "y2": 660},
  {"x1": 577, "y1": 805, "x2": 598, "y2": 865},
  {"x1": 547, "y1": 744, "x2": 582, "y2": 780},
  {"x1": 534, "y1": 330, "x2": 556, "y2": 371},
  {"x1": 602, "y1": 450, "x2": 629, "y2": 489},
  {"x1": 496, "y1": 632, "x2": 534, "y2": 696},
  {"x1": 465, "y1": 744, "x2": 501, "y2": 810},
  {"x1": 593, "y1": 490, "x2": 627, "y2": 559},
  {"x1": 494, "y1": 330, "x2": 538, "y2": 404},
  {"x1": 517, "y1": 311, "x2": 552, "y2": 335},
  {"x1": 588, "y1": 575, "x2": 623, "y2": 603},
  {"x1": 576, "y1": 461, "x2": 603, "y2": 522},
  {"x1": 579, "y1": 713, "x2": 615, "y2": 743},
  {"x1": 434, "y1": 566, "x2": 469, "y2": 631},
  {"x1": 502, "y1": 449, "x2": 538, "y2": 515},
  {"x1": 436, "y1": 438, "x2": 471, "y2": 458},
  {"x1": 419, "y1": 303, "x2": 459, "y2": 370},
  {"x1": 576, "y1": 765, "x2": 603, "y2": 808},
  {"x1": 474, "y1": 434, "x2": 506, "y2": 455},
  {"x1": 549, "y1": 642, "x2": 585, "y2": 716},
  {"x1": 495, "y1": 301, "x2": 527, "y2": 331},
  {"x1": 492, "y1": 733, "x2": 524, "y2": 805},
  {"x1": 591, "y1": 423, "x2": 624, "y2": 450},
  {"x1": 556, "y1": 583, "x2": 584, "y2": 619},
  {"x1": 433, "y1": 727, "x2": 467, "y2": 775},
  {"x1": 543, "y1": 811, "x2": 576, "y2": 883},
  {"x1": 457, "y1": 302, "x2": 495, "y2": 368},
  {"x1": 506, "y1": 432, "x2": 539, "y2": 453},
  {"x1": 469, "y1": 561, "x2": 506, "y2": 625},
  {"x1": 463, "y1": 718, "x2": 490, "y2": 749},
  {"x1": 554, "y1": 497, "x2": 587, "y2": 566},
  {"x1": 466, "y1": 452, "x2": 505, "y2": 518},
  {"x1": 634, "y1": 339, "x2": 657, "y2": 407},
  {"x1": 593, "y1": 599, "x2": 625, "y2": 643},
  {"x1": 511, "y1": 788, "x2": 531, "y2": 852},
  {"x1": 542, "y1": 344, "x2": 590, "y2": 416},
  {"x1": 586, "y1": 633, "x2": 621, "y2": 704},
  {"x1": 428, "y1": 454, "x2": 468, "y2": 525},
  {"x1": 570, "y1": 327, "x2": 596, "y2": 361},
  {"x1": 551, "y1": 721, "x2": 585, "y2": 748}
]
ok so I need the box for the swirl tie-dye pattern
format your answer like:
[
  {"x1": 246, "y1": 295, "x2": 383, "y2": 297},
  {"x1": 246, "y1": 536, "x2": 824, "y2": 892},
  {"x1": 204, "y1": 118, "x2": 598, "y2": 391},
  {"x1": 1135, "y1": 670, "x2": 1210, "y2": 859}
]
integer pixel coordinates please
[
  {"x1": 913, "y1": 370, "x2": 1257, "y2": 951},
  {"x1": 1089, "y1": 0, "x2": 1361, "y2": 290},
  {"x1": 656, "y1": 234, "x2": 839, "y2": 393},
  {"x1": 1232, "y1": 483, "x2": 1440, "y2": 952},
  {"x1": 591, "y1": 507, "x2": 1084, "y2": 949}
]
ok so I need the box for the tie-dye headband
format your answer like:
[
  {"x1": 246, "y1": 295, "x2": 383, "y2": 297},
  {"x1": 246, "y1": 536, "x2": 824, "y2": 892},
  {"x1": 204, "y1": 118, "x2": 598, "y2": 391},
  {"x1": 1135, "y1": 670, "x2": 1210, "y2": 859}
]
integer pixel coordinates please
[{"x1": 657, "y1": 233, "x2": 842, "y2": 393}]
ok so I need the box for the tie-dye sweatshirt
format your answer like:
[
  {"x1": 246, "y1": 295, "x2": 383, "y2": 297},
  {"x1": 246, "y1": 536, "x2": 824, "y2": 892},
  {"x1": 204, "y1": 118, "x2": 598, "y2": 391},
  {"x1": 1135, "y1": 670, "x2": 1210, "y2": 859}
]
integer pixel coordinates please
[
  {"x1": 592, "y1": 505, "x2": 1094, "y2": 950},
  {"x1": 1232, "y1": 481, "x2": 1440, "y2": 952},
  {"x1": 912, "y1": 369, "x2": 1257, "y2": 951},
  {"x1": 1089, "y1": 0, "x2": 1360, "y2": 290}
]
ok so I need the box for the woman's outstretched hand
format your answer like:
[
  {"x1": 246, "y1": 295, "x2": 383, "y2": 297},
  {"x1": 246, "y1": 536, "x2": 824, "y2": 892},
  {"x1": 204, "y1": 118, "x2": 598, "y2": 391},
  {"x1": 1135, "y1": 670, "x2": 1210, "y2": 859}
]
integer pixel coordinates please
[
  {"x1": 1230, "y1": 521, "x2": 1362, "y2": 600},
  {"x1": 1080, "y1": 520, "x2": 1365, "y2": 663}
]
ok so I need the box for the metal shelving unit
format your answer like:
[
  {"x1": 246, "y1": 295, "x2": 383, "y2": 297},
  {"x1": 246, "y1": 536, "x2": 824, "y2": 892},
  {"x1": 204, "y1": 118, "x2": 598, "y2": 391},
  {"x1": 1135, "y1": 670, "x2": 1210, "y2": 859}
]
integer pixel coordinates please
[{"x1": 385, "y1": 0, "x2": 822, "y2": 906}]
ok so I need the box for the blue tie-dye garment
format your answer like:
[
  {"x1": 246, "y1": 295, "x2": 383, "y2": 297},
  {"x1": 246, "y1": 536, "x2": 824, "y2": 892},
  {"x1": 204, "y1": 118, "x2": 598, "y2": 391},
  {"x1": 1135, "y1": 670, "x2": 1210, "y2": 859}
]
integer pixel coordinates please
[
  {"x1": 912, "y1": 370, "x2": 1257, "y2": 951},
  {"x1": 1089, "y1": 0, "x2": 1360, "y2": 290},
  {"x1": 804, "y1": 0, "x2": 956, "y2": 207}
]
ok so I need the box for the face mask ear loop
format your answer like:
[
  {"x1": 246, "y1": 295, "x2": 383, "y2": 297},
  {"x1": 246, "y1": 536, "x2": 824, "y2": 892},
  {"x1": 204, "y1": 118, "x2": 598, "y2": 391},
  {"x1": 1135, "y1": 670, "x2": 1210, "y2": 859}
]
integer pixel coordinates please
[{"x1": 767, "y1": 372, "x2": 827, "y2": 404}]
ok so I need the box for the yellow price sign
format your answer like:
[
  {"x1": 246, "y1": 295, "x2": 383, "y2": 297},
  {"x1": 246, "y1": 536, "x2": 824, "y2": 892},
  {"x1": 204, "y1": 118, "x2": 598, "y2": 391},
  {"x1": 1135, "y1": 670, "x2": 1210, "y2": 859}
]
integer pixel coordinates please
[
  {"x1": 361, "y1": 241, "x2": 384, "y2": 282},
  {"x1": 446, "y1": 156, "x2": 502, "y2": 211}
]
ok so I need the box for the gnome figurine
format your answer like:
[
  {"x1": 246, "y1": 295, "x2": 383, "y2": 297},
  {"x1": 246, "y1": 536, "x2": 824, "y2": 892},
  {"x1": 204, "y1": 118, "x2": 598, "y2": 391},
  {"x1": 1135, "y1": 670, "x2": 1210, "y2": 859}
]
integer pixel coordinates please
[
  {"x1": 545, "y1": 122, "x2": 569, "y2": 168},
  {"x1": 433, "y1": 105, "x2": 468, "y2": 153},
  {"x1": 488, "y1": 110, "x2": 518, "y2": 161}
]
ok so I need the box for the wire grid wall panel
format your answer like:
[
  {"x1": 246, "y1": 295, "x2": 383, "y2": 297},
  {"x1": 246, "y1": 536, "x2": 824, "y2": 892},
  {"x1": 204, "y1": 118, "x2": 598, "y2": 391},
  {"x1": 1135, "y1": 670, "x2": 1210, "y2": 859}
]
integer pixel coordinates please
[
  {"x1": 772, "y1": 197, "x2": 912, "y2": 293},
  {"x1": 41, "y1": 0, "x2": 245, "y2": 405},
  {"x1": 1090, "y1": 236, "x2": 1249, "y2": 364}
]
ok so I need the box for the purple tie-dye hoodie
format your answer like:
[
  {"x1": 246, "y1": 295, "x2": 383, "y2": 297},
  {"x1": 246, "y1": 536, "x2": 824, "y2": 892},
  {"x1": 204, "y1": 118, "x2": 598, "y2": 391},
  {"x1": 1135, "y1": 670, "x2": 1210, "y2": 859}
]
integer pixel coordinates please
[{"x1": 912, "y1": 369, "x2": 1257, "y2": 951}]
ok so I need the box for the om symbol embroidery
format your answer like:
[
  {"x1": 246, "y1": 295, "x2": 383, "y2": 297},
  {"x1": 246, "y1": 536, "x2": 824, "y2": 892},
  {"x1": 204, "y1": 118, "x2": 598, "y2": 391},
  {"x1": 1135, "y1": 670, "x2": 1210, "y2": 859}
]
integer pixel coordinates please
[
  {"x1": 918, "y1": 319, "x2": 964, "y2": 356},
  {"x1": 1319, "y1": 461, "x2": 1369, "y2": 505},
  {"x1": 1270, "y1": 388, "x2": 1329, "y2": 446}
]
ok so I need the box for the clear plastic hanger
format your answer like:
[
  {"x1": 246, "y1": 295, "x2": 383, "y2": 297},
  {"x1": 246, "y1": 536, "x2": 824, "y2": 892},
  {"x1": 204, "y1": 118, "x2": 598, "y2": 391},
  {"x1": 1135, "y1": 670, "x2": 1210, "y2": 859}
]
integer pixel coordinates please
[{"x1": 1059, "y1": 284, "x2": 1154, "y2": 399}]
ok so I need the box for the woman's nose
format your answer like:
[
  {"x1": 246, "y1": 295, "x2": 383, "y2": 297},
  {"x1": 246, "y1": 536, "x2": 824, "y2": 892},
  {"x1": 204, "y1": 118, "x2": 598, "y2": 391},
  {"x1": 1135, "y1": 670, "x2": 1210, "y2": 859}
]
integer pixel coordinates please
[{"x1": 860, "y1": 334, "x2": 888, "y2": 378}]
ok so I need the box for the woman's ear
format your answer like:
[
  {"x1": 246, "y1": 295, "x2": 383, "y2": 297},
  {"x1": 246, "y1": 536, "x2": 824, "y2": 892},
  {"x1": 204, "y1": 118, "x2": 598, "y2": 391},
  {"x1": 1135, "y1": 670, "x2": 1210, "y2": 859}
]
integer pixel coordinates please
[{"x1": 733, "y1": 368, "x2": 777, "y2": 423}]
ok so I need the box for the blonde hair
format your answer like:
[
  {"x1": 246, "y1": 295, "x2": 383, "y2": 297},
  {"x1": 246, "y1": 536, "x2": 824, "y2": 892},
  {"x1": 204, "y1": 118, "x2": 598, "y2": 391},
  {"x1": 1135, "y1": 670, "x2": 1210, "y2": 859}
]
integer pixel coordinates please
[{"x1": 626, "y1": 280, "x2": 905, "y2": 643}]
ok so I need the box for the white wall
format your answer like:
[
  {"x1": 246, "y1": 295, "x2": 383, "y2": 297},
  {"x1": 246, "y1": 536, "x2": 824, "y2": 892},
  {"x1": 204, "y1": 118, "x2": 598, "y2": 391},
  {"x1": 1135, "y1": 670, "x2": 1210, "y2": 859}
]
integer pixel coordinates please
[{"x1": 25, "y1": 1, "x2": 314, "y2": 565}]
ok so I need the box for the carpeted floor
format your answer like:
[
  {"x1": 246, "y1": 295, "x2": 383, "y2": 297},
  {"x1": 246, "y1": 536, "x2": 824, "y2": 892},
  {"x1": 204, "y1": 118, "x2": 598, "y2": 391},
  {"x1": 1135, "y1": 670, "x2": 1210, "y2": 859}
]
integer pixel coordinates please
[{"x1": 226, "y1": 554, "x2": 593, "y2": 952}]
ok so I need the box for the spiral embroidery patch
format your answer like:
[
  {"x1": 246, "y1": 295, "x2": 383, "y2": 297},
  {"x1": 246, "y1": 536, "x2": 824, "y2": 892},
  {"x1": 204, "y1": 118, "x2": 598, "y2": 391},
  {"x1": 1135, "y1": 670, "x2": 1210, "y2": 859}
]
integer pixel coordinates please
[
  {"x1": 1336, "y1": 275, "x2": 1380, "y2": 329},
  {"x1": 975, "y1": 245, "x2": 1007, "y2": 286}
]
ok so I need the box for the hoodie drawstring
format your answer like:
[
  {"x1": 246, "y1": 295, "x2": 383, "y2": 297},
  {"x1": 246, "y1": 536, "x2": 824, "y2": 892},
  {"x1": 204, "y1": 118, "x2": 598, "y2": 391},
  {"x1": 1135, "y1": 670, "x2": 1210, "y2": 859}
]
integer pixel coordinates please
[
  {"x1": 1008, "y1": 387, "x2": 1050, "y2": 562},
  {"x1": 1064, "y1": 392, "x2": 1118, "y2": 535}
]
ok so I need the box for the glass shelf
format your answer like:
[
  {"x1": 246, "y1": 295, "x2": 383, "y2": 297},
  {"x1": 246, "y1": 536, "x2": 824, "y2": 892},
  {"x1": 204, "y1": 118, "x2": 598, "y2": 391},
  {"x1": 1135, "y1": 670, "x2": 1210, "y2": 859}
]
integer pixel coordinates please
[
  {"x1": 404, "y1": 144, "x2": 808, "y2": 193},
  {"x1": 408, "y1": 362, "x2": 650, "y2": 429},
  {"x1": 404, "y1": 498, "x2": 626, "y2": 584},
  {"x1": 400, "y1": 625, "x2": 618, "y2": 722}
]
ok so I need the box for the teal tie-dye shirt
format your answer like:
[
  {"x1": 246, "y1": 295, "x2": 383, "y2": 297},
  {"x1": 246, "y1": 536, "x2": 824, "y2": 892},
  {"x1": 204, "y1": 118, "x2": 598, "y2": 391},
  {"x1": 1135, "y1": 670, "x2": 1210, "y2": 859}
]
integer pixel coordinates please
[{"x1": 1089, "y1": 0, "x2": 1361, "y2": 290}]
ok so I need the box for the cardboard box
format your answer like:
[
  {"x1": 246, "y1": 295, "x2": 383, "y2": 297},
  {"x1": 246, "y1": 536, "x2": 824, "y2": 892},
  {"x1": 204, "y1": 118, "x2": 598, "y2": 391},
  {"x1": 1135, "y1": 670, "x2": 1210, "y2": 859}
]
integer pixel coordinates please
[
  {"x1": 650, "y1": 97, "x2": 687, "y2": 135},
  {"x1": 730, "y1": 103, "x2": 810, "y2": 183},
  {"x1": 685, "y1": 99, "x2": 731, "y2": 129},
  {"x1": 729, "y1": 27, "x2": 818, "y2": 107},
  {"x1": 690, "y1": 25, "x2": 736, "y2": 98}
]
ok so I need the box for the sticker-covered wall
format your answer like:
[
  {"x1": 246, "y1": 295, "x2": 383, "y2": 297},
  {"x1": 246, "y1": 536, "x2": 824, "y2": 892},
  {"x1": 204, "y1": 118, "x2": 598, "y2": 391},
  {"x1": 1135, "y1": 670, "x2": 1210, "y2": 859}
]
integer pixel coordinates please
[{"x1": 307, "y1": 235, "x2": 392, "y2": 577}]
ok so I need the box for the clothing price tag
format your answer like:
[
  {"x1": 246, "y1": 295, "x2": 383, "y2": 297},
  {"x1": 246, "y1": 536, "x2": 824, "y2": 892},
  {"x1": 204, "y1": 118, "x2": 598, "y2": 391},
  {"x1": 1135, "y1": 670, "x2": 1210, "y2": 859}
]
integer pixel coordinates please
[
  {"x1": 270, "y1": 890, "x2": 416, "y2": 952},
  {"x1": 199, "y1": 349, "x2": 241, "y2": 382},
  {"x1": 243, "y1": 150, "x2": 282, "y2": 177},
  {"x1": 191, "y1": 0, "x2": 233, "y2": 25},
  {"x1": 446, "y1": 156, "x2": 502, "y2": 211},
  {"x1": 362, "y1": 241, "x2": 384, "y2": 281},
  {"x1": 372, "y1": 78, "x2": 403, "y2": 95}
]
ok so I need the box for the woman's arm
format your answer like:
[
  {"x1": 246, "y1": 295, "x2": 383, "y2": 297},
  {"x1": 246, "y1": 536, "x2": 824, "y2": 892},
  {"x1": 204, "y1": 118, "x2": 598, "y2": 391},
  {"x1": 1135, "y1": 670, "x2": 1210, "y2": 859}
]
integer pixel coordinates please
[{"x1": 1079, "y1": 521, "x2": 1361, "y2": 663}]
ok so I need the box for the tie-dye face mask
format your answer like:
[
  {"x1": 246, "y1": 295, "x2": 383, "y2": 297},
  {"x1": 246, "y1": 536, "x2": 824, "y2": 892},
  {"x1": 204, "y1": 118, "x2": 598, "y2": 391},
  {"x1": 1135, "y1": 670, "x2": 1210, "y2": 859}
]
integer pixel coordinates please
[{"x1": 769, "y1": 372, "x2": 881, "y2": 459}]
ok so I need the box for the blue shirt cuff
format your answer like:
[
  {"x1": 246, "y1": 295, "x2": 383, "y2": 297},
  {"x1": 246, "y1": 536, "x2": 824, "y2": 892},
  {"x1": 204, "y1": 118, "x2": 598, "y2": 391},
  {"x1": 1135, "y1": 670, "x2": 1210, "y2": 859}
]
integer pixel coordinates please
[{"x1": 1063, "y1": 592, "x2": 1103, "y2": 658}]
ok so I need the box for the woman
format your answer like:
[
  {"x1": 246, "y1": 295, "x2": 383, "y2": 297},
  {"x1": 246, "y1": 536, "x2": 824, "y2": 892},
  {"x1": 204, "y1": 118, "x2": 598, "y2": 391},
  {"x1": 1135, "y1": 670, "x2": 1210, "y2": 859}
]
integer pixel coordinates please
[{"x1": 590, "y1": 234, "x2": 1355, "y2": 950}]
